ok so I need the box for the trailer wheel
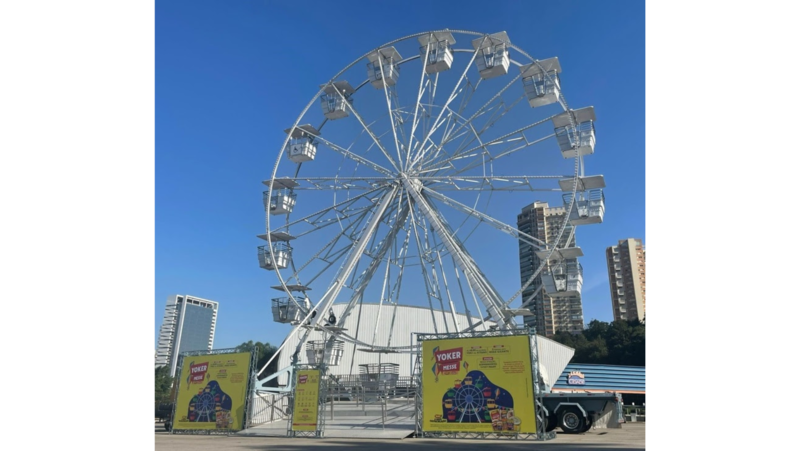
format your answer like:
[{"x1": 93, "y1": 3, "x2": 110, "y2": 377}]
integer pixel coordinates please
[
  {"x1": 546, "y1": 415, "x2": 558, "y2": 432},
  {"x1": 581, "y1": 415, "x2": 593, "y2": 433},
  {"x1": 558, "y1": 407, "x2": 586, "y2": 434}
]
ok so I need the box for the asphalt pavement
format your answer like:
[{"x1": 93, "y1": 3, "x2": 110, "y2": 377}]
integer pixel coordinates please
[{"x1": 155, "y1": 421, "x2": 645, "y2": 450}]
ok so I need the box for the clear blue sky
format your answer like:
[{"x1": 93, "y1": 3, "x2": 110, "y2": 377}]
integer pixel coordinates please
[{"x1": 156, "y1": 0, "x2": 645, "y2": 351}]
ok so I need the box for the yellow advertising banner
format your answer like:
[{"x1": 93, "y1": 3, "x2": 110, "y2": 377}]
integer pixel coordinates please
[
  {"x1": 422, "y1": 335, "x2": 536, "y2": 433},
  {"x1": 291, "y1": 369, "x2": 320, "y2": 432},
  {"x1": 173, "y1": 351, "x2": 252, "y2": 431}
]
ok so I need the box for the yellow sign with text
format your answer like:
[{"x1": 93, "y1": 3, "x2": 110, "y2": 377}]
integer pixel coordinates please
[
  {"x1": 422, "y1": 335, "x2": 536, "y2": 433},
  {"x1": 173, "y1": 351, "x2": 252, "y2": 431},
  {"x1": 291, "y1": 369, "x2": 320, "y2": 432}
]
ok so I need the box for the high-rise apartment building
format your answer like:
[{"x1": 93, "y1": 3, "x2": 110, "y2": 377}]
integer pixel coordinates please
[
  {"x1": 517, "y1": 201, "x2": 584, "y2": 336},
  {"x1": 155, "y1": 294, "x2": 219, "y2": 377},
  {"x1": 605, "y1": 239, "x2": 645, "y2": 322}
]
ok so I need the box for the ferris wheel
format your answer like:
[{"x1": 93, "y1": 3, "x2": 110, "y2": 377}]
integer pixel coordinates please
[{"x1": 257, "y1": 30, "x2": 605, "y2": 372}]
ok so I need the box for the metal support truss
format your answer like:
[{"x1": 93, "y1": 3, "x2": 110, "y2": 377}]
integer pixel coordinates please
[{"x1": 287, "y1": 363, "x2": 328, "y2": 438}]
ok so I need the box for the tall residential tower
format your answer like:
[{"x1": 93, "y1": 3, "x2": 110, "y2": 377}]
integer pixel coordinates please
[
  {"x1": 517, "y1": 201, "x2": 585, "y2": 336},
  {"x1": 605, "y1": 239, "x2": 646, "y2": 322},
  {"x1": 155, "y1": 294, "x2": 219, "y2": 377}
]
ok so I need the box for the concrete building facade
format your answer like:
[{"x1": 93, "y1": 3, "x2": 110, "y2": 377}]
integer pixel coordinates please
[
  {"x1": 517, "y1": 201, "x2": 584, "y2": 336},
  {"x1": 155, "y1": 294, "x2": 219, "y2": 377},
  {"x1": 605, "y1": 238, "x2": 646, "y2": 322}
]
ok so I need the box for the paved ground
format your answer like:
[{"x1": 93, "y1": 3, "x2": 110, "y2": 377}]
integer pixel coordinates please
[{"x1": 155, "y1": 421, "x2": 645, "y2": 450}]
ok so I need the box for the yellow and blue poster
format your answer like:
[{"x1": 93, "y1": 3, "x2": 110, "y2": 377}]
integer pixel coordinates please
[
  {"x1": 173, "y1": 351, "x2": 253, "y2": 431},
  {"x1": 291, "y1": 369, "x2": 320, "y2": 432},
  {"x1": 422, "y1": 335, "x2": 536, "y2": 433}
]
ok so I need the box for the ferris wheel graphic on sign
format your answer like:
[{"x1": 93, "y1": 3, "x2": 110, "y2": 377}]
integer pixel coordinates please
[
  {"x1": 442, "y1": 371, "x2": 514, "y2": 423},
  {"x1": 189, "y1": 391, "x2": 216, "y2": 422},
  {"x1": 257, "y1": 29, "x2": 605, "y2": 382},
  {"x1": 453, "y1": 382, "x2": 485, "y2": 421}
]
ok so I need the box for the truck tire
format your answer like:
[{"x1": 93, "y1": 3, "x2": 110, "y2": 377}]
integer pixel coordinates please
[
  {"x1": 558, "y1": 407, "x2": 586, "y2": 434},
  {"x1": 581, "y1": 415, "x2": 593, "y2": 433},
  {"x1": 545, "y1": 415, "x2": 558, "y2": 432}
]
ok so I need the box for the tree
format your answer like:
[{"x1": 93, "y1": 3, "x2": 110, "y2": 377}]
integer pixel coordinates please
[
  {"x1": 583, "y1": 320, "x2": 609, "y2": 342},
  {"x1": 155, "y1": 365, "x2": 174, "y2": 404},
  {"x1": 236, "y1": 341, "x2": 280, "y2": 385},
  {"x1": 548, "y1": 318, "x2": 644, "y2": 367}
]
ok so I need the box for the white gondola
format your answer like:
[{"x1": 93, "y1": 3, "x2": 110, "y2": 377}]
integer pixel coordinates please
[
  {"x1": 366, "y1": 47, "x2": 401, "y2": 89},
  {"x1": 306, "y1": 340, "x2": 344, "y2": 366},
  {"x1": 552, "y1": 106, "x2": 596, "y2": 158},
  {"x1": 563, "y1": 190, "x2": 605, "y2": 225},
  {"x1": 541, "y1": 261, "x2": 583, "y2": 298},
  {"x1": 262, "y1": 178, "x2": 299, "y2": 215},
  {"x1": 271, "y1": 296, "x2": 310, "y2": 324},
  {"x1": 418, "y1": 32, "x2": 455, "y2": 74},
  {"x1": 258, "y1": 241, "x2": 291, "y2": 270},
  {"x1": 520, "y1": 57, "x2": 561, "y2": 108},
  {"x1": 320, "y1": 81, "x2": 355, "y2": 120},
  {"x1": 264, "y1": 188, "x2": 296, "y2": 215},
  {"x1": 283, "y1": 124, "x2": 319, "y2": 163},
  {"x1": 472, "y1": 32, "x2": 510, "y2": 80},
  {"x1": 560, "y1": 175, "x2": 606, "y2": 225},
  {"x1": 359, "y1": 363, "x2": 399, "y2": 391}
]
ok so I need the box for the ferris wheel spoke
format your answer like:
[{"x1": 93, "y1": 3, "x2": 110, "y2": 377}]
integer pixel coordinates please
[
  {"x1": 450, "y1": 132, "x2": 557, "y2": 178},
  {"x1": 431, "y1": 235, "x2": 462, "y2": 332},
  {"x1": 419, "y1": 175, "x2": 567, "y2": 192},
  {"x1": 383, "y1": 219, "x2": 412, "y2": 348},
  {"x1": 414, "y1": 104, "x2": 474, "y2": 173},
  {"x1": 274, "y1": 187, "x2": 384, "y2": 234},
  {"x1": 418, "y1": 67, "x2": 524, "y2": 171},
  {"x1": 426, "y1": 78, "x2": 522, "y2": 171},
  {"x1": 403, "y1": 179, "x2": 514, "y2": 329},
  {"x1": 450, "y1": 259, "x2": 476, "y2": 331},
  {"x1": 425, "y1": 94, "x2": 525, "y2": 176},
  {"x1": 422, "y1": 223, "x2": 450, "y2": 334},
  {"x1": 336, "y1": 195, "x2": 410, "y2": 330},
  {"x1": 409, "y1": 38, "x2": 487, "y2": 170},
  {"x1": 302, "y1": 130, "x2": 395, "y2": 177},
  {"x1": 404, "y1": 194, "x2": 443, "y2": 334},
  {"x1": 288, "y1": 177, "x2": 396, "y2": 191},
  {"x1": 291, "y1": 204, "x2": 375, "y2": 239},
  {"x1": 407, "y1": 42, "x2": 433, "y2": 170},
  {"x1": 376, "y1": 62, "x2": 405, "y2": 170},
  {"x1": 284, "y1": 205, "x2": 375, "y2": 287},
  {"x1": 345, "y1": 199, "x2": 402, "y2": 291},
  {"x1": 420, "y1": 113, "x2": 558, "y2": 176},
  {"x1": 329, "y1": 83, "x2": 401, "y2": 173},
  {"x1": 286, "y1": 186, "x2": 400, "y2": 367},
  {"x1": 421, "y1": 184, "x2": 546, "y2": 250}
]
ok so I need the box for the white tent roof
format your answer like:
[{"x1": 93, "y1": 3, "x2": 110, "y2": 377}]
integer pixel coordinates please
[{"x1": 274, "y1": 303, "x2": 574, "y2": 389}]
